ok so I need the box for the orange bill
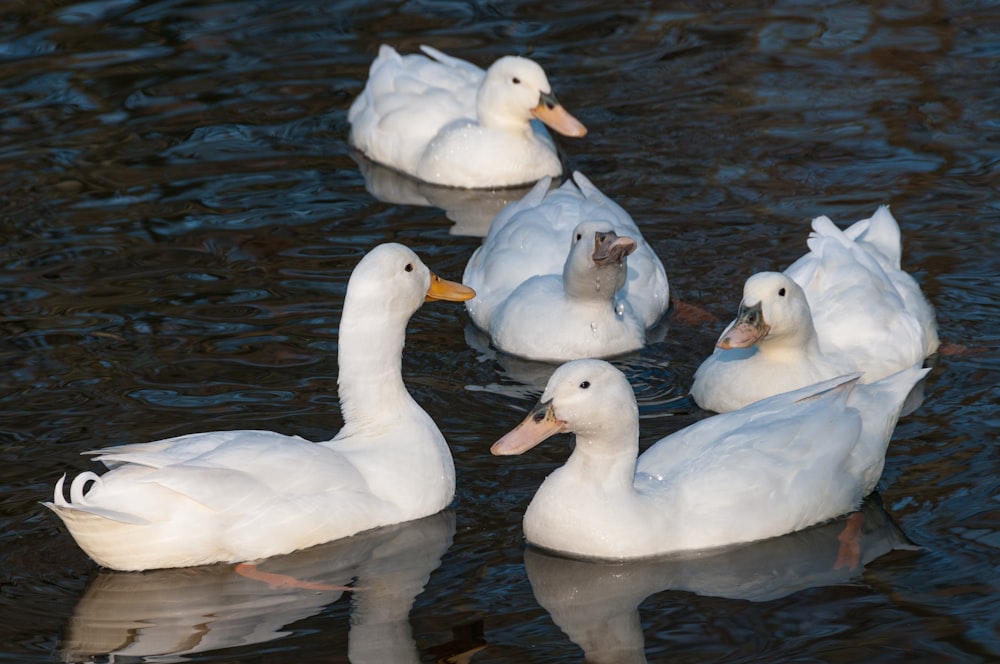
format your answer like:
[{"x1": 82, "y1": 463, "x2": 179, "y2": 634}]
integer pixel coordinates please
[
  {"x1": 426, "y1": 273, "x2": 476, "y2": 302},
  {"x1": 532, "y1": 91, "x2": 588, "y2": 138},
  {"x1": 491, "y1": 400, "x2": 566, "y2": 456}
]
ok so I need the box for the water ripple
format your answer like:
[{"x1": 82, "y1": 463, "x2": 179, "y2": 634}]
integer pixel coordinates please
[{"x1": 0, "y1": 1, "x2": 997, "y2": 662}]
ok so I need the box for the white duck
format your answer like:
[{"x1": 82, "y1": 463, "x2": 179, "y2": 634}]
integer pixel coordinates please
[
  {"x1": 488, "y1": 221, "x2": 645, "y2": 362},
  {"x1": 45, "y1": 244, "x2": 475, "y2": 571},
  {"x1": 464, "y1": 171, "x2": 669, "y2": 332},
  {"x1": 690, "y1": 272, "x2": 857, "y2": 412},
  {"x1": 493, "y1": 358, "x2": 926, "y2": 560},
  {"x1": 785, "y1": 205, "x2": 939, "y2": 367},
  {"x1": 692, "y1": 206, "x2": 937, "y2": 413},
  {"x1": 348, "y1": 44, "x2": 587, "y2": 188}
]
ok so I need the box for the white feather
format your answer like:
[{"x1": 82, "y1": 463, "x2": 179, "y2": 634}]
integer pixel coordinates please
[
  {"x1": 349, "y1": 44, "x2": 586, "y2": 188},
  {"x1": 495, "y1": 359, "x2": 926, "y2": 560},
  {"x1": 45, "y1": 244, "x2": 466, "y2": 571}
]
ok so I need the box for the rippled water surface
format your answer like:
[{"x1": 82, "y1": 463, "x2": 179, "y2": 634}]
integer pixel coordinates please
[{"x1": 1, "y1": 1, "x2": 998, "y2": 662}]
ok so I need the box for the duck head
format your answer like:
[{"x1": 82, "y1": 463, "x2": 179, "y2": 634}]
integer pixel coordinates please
[
  {"x1": 492, "y1": 359, "x2": 637, "y2": 456},
  {"x1": 479, "y1": 56, "x2": 587, "y2": 137},
  {"x1": 562, "y1": 221, "x2": 636, "y2": 301},
  {"x1": 717, "y1": 272, "x2": 815, "y2": 351}
]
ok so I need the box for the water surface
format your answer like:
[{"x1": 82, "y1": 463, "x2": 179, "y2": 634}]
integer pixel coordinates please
[{"x1": 1, "y1": 1, "x2": 997, "y2": 662}]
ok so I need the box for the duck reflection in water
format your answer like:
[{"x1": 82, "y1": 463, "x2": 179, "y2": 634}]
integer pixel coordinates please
[
  {"x1": 61, "y1": 511, "x2": 457, "y2": 663},
  {"x1": 523, "y1": 495, "x2": 916, "y2": 664},
  {"x1": 351, "y1": 151, "x2": 546, "y2": 237}
]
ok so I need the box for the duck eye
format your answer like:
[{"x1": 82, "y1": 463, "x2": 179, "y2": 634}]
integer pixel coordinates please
[
  {"x1": 512, "y1": 77, "x2": 520, "y2": 84},
  {"x1": 404, "y1": 263, "x2": 414, "y2": 272},
  {"x1": 778, "y1": 288, "x2": 786, "y2": 296},
  {"x1": 579, "y1": 381, "x2": 590, "y2": 389},
  {"x1": 575, "y1": 233, "x2": 582, "y2": 241}
]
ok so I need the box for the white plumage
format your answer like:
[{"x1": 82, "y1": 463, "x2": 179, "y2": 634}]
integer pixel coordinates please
[
  {"x1": 46, "y1": 243, "x2": 474, "y2": 571},
  {"x1": 786, "y1": 205, "x2": 939, "y2": 366},
  {"x1": 487, "y1": 221, "x2": 646, "y2": 362},
  {"x1": 494, "y1": 359, "x2": 926, "y2": 560},
  {"x1": 463, "y1": 172, "x2": 669, "y2": 355},
  {"x1": 349, "y1": 45, "x2": 586, "y2": 188},
  {"x1": 692, "y1": 206, "x2": 937, "y2": 412}
]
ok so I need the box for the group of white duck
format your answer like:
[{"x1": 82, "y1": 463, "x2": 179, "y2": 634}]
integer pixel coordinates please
[{"x1": 46, "y1": 45, "x2": 939, "y2": 571}]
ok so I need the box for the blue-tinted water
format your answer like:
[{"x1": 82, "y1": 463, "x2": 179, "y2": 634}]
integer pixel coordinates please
[{"x1": 1, "y1": 1, "x2": 997, "y2": 662}]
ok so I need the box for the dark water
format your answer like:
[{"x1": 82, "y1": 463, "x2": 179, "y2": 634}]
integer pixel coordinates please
[{"x1": 1, "y1": 1, "x2": 997, "y2": 662}]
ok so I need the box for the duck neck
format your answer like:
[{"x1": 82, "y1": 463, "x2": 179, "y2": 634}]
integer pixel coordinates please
[
  {"x1": 564, "y1": 423, "x2": 640, "y2": 495},
  {"x1": 564, "y1": 264, "x2": 623, "y2": 303},
  {"x1": 476, "y1": 88, "x2": 532, "y2": 133},
  {"x1": 758, "y1": 317, "x2": 823, "y2": 362},
  {"x1": 336, "y1": 293, "x2": 413, "y2": 428},
  {"x1": 479, "y1": 108, "x2": 532, "y2": 133}
]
